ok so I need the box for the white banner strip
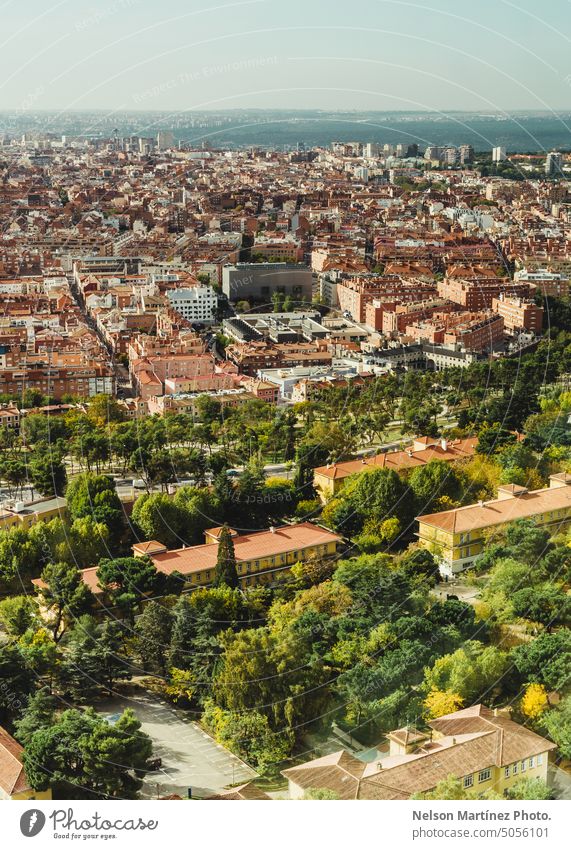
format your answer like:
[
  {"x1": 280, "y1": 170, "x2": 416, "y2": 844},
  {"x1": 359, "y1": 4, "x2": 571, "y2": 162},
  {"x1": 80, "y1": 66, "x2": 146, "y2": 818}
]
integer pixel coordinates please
[{"x1": 2, "y1": 799, "x2": 569, "y2": 848}]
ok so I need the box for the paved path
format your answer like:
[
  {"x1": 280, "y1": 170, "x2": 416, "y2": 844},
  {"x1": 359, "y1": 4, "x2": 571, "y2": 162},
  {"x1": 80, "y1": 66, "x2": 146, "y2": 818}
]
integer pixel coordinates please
[{"x1": 97, "y1": 692, "x2": 257, "y2": 799}]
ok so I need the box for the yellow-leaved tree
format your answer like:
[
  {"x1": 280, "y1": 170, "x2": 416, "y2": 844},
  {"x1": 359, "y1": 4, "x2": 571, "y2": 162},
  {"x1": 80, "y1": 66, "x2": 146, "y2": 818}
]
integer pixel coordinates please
[
  {"x1": 424, "y1": 689, "x2": 464, "y2": 719},
  {"x1": 520, "y1": 683, "x2": 549, "y2": 720}
]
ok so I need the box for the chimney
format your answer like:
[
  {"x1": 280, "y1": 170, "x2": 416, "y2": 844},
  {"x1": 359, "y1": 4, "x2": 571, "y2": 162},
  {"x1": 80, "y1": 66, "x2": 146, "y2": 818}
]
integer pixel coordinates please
[
  {"x1": 441, "y1": 438, "x2": 448, "y2": 451},
  {"x1": 270, "y1": 526, "x2": 276, "y2": 534}
]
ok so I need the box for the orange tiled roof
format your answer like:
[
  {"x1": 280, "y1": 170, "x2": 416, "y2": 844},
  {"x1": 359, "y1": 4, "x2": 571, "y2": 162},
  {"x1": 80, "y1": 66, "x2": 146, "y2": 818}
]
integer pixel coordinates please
[{"x1": 314, "y1": 437, "x2": 478, "y2": 481}]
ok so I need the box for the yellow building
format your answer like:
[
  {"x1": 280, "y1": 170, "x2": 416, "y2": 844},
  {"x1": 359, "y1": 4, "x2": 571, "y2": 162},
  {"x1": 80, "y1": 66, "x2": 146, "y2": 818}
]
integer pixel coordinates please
[
  {"x1": 65, "y1": 522, "x2": 343, "y2": 598},
  {"x1": 417, "y1": 473, "x2": 571, "y2": 577},
  {"x1": 313, "y1": 437, "x2": 478, "y2": 501},
  {"x1": 0, "y1": 727, "x2": 52, "y2": 801},
  {"x1": 0, "y1": 496, "x2": 67, "y2": 532},
  {"x1": 282, "y1": 704, "x2": 556, "y2": 800}
]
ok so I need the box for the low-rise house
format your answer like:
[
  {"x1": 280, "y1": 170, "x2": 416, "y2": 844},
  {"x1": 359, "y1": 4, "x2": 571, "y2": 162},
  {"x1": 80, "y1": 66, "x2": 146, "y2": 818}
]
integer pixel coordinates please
[{"x1": 282, "y1": 705, "x2": 556, "y2": 800}]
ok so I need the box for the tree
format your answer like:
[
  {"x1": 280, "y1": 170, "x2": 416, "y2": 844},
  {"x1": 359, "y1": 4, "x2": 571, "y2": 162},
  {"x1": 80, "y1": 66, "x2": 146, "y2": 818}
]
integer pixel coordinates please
[
  {"x1": 400, "y1": 548, "x2": 440, "y2": 583},
  {"x1": 62, "y1": 616, "x2": 132, "y2": 698},
  {"x1": 409, "y1": 461, "x2": 462, "y2": 514},
  {"x1": 541, "y1": 695, "x2": 571, "y2": 759},
  {"x1": 40, "y1": 561, "x2": 94, "y2": 642},
  {"x1": 511, "y1": 585, "x2": 571, "y2": 630},
  {"x1": 214, "y1": 526, "x2": 239, "y2": 589},
  {"x1": 14, "y1": 688, "x2": 56, "y2": 746},
  {"x1": 342, "y1": 468, "x2": 414, "y2": 535},
  {"x1": 96, "y1": 556, "x2": 158, "y2": 620},
  {"x1": 131, "y1": 492, "x2": 185, "y2": 548},
  {"x1": 424, "y1": 689, "x2": 464, "y2": 719},
  {"x1": 23, "y1": 708, "x2": 152, "y2": 799},
  {"x1": 65, "y1": 473, "x2": 124, "y2": 545},
  {"x1": 0, "y1": 595, "x2": 37, "y2": 636},
  {"x1": 0, "y1": 643, "x2": 34, "y2": 724},
  {"x1": 424, "y1": 642, "x2": 510, "y2": 704},
  {"x1": 135, "y1": 601, "x2": 173, "y2": 676},
  {"x1": 520, "y1": 683, "x2": 549, "y2": 720},
  {"x1": 512, "y1": 631, "x2": 571, "y2": 692},
  {"x1": 476, "y1": 424, "x2": 517, "y2": 455},
  {"x1": 506, "y1": 778, "x2": 553, "y2": 800},
  {"x1": 29, "y1": 451, "x2": 67, "y2": 496},
  {"x1": 412, "y1": 775, "x2": 501, "y2": 800},
  {"x1": 202, "y1": 701, "x2": 292, "y2": 774}
]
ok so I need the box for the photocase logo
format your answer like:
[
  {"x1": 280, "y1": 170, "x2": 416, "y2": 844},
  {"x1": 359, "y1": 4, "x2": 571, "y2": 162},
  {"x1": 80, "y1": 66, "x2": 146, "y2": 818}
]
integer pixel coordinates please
[{"x1": 20, "y1": 810, "x2": 46, "y2": 837}]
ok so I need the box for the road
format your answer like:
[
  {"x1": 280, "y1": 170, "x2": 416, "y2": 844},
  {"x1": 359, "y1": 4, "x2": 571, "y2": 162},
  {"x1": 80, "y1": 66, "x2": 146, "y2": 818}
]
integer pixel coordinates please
[{"x1": 97, "y1": 691, "x2": 257, "y2": 799}]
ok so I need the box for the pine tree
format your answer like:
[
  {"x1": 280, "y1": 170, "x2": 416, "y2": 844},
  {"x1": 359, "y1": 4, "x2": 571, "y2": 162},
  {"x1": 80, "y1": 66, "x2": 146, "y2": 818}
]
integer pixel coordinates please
[
  {"x1": 14, "y1": 688, "x2": 56, "y2": 746},
  {"x1": 214, "y1": 526, "x2": 240, "y2": 589},
  {"x1": 134, "y1": 601, "x2": 173, "y2": 676},
  {"x1": 169, "y1": 597, "x2": 196, "y2": 670}
]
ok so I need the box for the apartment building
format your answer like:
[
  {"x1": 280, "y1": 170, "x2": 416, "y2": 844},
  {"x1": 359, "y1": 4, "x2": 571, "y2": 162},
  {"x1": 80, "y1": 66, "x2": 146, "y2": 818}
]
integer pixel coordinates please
[
  {"x1": 492, "y1": 294, "x2": 544, "y2": 333},
  {"x1": 437, "y1": 277, "x2": 532, "y2": 310},
  {"x1": 166, "y1": 285, "x2": 218, "y2": 324},
  {"x1": 417, "y1": 473, "x2": 571, "y2": 576}
]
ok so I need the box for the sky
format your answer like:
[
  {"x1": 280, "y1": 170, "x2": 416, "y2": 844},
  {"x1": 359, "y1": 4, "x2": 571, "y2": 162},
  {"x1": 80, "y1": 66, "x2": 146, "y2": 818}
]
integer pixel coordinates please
[{"x1": 1, "y1": 0, "x2": 571, "y2": 114}]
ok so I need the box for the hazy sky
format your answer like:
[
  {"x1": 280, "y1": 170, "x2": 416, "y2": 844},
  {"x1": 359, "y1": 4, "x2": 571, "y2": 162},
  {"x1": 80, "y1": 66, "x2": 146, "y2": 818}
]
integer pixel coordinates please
[{"x1": 1, "y1": 0, "x2": 571, "y2": 113}]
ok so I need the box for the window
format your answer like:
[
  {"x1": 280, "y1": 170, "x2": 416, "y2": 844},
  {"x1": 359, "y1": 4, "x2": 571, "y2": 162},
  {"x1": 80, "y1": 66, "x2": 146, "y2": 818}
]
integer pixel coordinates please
[
  {"x1": 513, "y1": 762, "x2": 518, "y2": 775},
  {"x1": 529, "y1": 757, "x2": 535, "y2": 769},
  {"x1": 478, "y1": 769, "x2": 491, "y2": 783},
  {"x1": 521, "y1": 760, "x2": 526, "y2": 772},
  {"x1": 537, "y1": 754, "x2": 543, "y2": 766},
  {"x1": 463, "y1": 775, "x2": 473, "y2": 788},
  {"x1": 504, "y1": 766, "x2": 510, "y2": 779}
]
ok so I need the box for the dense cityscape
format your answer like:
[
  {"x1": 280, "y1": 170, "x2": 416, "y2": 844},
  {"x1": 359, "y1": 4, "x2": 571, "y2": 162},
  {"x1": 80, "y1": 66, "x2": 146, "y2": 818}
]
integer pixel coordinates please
[{"x1": 0, "y1": 123, "x2": 569, "y2": 807}]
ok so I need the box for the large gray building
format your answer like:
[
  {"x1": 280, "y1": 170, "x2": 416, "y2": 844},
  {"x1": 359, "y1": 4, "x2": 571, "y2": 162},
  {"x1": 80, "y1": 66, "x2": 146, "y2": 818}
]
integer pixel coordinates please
[{"x1": 222, "y1": 263, "x2": 313, "y2": 304}]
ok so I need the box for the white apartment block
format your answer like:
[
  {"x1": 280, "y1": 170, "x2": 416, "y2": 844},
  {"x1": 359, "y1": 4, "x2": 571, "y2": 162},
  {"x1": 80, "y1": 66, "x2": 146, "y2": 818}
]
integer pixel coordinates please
[{"x1": 167, "y1": 286, "x2": 218, "y2": 324}]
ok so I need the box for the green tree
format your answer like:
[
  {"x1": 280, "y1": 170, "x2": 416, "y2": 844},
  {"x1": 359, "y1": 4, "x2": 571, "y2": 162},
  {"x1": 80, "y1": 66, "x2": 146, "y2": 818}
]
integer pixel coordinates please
[
  {"x1": 29, "y1": 451, "x2": 67, "y2": 496},
  {"x1": 40, "y1": 561, "x2": 94, "y2": 642},
  {"x1": 542, "y1": 695, "x2": 571, "y2": 759},
  {"x1": 23, "y1": 708, "x2": 152, "y2": 799},
  {"x1": 66, "y1": 473, "x2": 124, "y2": 545},
  {"x1": 0, "y1": 643, "x2": 34, "y2": 723},
  {"x1": 506, "y1": 778, "x2": 553, "y2": 800},
  {"x1": 14, "y1": 688, "x2": 56, "y2": 746},
  {"x1": 135, "y1": 601, "x2": 173, "y2": 676},
  {"x1": 131, "y1": 492, "x2": 186, "y2": 548},
  {"x1": 0, "y1": 595, "x2": 37, "y2": 637},
  {"x1": 202, "y1": 701, "x2": 292, "y2": 774},
  {"x1": 96, "y1": 556, "x2": 158, "y2": 621},
  {"x1": 214, "y1": 526, "x2": 239, "y2": 589},
  {"x1": 424, "y1": 642, "x2": 510, "y2": 704},
  {"x1": 511, "y1": 585, "x2": 571, "y2": 630},
  {"x1": 512, "y1": 631, "x2": 571, "y2": 693},
  {"x1": 409, "y1": 460, "x2": 462, "y2": 513}
]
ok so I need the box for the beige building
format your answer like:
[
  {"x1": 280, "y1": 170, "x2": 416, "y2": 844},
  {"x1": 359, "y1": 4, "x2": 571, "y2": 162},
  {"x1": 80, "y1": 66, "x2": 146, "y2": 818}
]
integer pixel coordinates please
[
  {"x1": 417, "y1": 473, "x2": 571, "y2": 576},
  {"x1": 314, "y1": 437, "x2": 478, "y2": 501},
  {"x1": 283, "y1": 704, "x2": 556, "y2": 800}
]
